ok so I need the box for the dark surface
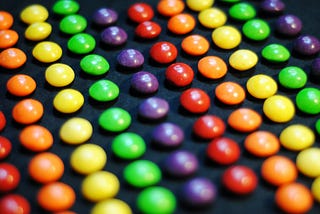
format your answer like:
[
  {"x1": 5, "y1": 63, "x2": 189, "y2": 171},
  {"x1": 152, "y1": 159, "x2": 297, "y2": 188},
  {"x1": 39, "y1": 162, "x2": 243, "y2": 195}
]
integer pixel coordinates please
[{"x1": 0, "y1": 0, "x2": 319, "y2": 213}]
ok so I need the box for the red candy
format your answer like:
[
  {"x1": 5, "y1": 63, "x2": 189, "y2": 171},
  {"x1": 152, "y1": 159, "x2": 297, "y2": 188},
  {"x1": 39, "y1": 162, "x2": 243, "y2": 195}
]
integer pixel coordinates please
[
  {"x1": 135, "y1": 21, "x2": 161, "y2": 39},
  {"x1": 207, "y1": 137, "x2": 240, "y2": 165},
  {"x1": 180, "y1": 88, "x2": 211, "y2": 113},
  {"x1": 193, "y1": 115, "x2": 225, "y2": 139},
  {"x1": 150, "y1": 41, "x2": 178, "y2": 64},
  {"x1": 0, "y1": 194, "x2": 31, "y2": 214},
  {"x1": 165, "y1": 62, "x2": 194, "y2": 87},
  {"x1": 0, "y1": 162, "x2": 21, "y2": 192},
  {"x1": 0, "y1": 111, "x2": 6, "y2": 132},
  {"x1": 0, "y1": 136, "x2": 12, "y2": 160},
  {"x1": 128, "y1": 3, "x2": 154, "y2": 23}
]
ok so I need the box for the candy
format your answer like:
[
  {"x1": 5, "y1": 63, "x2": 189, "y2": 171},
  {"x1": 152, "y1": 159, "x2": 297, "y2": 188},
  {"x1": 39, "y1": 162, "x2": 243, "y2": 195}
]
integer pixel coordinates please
[
  {"x1": 89, "y1": 79, "x2": 119, "y2": 102},
  {"x1": 212, "y1": 26, "x2": 241, "y2": 49},
  {"x1": 25, "y1": 22, "x2": 52, "y2": 41},
  {"x1": 6, "y1": 74, "x2": 36, "y2": 97},
  {"x1": 180, "y1": 88, "x2": 211, "y2": 113},
  {"x1": 32, "y1": 41, "x2": 62, "y2": 63},
  {"x1": 0, "y1": 48, "x2": 27, "y2": 69},
  {"x1": 12, "y1": 98, "x2": 44, "y2": 124},
  {"x1": 207, "y1": 137, "x2": 240, "y2": 165},
  {"x1": 101, "y1": 26, "x2": 128, "y2": 46},
  {"x1": 0, "y1": 29, "x2": 18, "y2": 49},
  {"x1": 278, "y1": 66, "x2": 307, "y2": 89},
  {"x1": 130, "y1": 71, "x2": 159, "y2": 94},
  {"x1": 263, "y1": 95, "x2": 295, "y2": 123},
  {"x1": 167, "y1": 13, "x2": 196, "y2": 35},
  {"x1": 295, "y1": 87, "x2": 320, "y2": 114},
  {"x1": 165, "y1": 62, "x2": 194, "y2": 87},
  {"x1": 20, "y1": 4, "x2": 48, "y2": 24},
  {"x1": 193, "y1": 115, "x2": 225, "y2": 139},
  {"x1": 19, "y1": 125, "x2": 53, "y2": 152},
  {"x1": 0, "y1": 111, "x2": 5, "y2": 132},
  {"x1": 67, "y1": 33, "x2": 96, "y2": 54},
  {"x1": 242, "y1": 19, "x2": 270, "y2": 41},
  {"x1": 312, "y1": 177, "x2": 320, "y2": 202},
  {"x1": 152, "y1": 122, "x2": 184, "y2": 148},
  {"x1": 198, "y1": 56, "x2": 228, "y2": 79},
  {"x1": 80, "y1": 54, "x2": 109, "y2": 76},
  {"x1": 244, "y1": 131, "x2": 280, "y2": 157},
  {"x1": 275, "y1": 14, "x2": 302, "y2": 36},
  {"x1": 53, "y1": 88, "x2": 84, "y2": 113},
  {"x1": 215, "y1": 81, "x2": 246, "y2": 105},
  {"x1": 0, "y1": 11, "x2": 14, "y2": 30},
  {"x1": 52, "y1": 0, "x2": 80, "y2": 15},
  {"x1": 0, "y1": 136, "x2": 11, "y2": 160},
  {"x1": 316, "y1": 119, "x2": 320, "y2": 135},
  {"x1": 91, "y1": 199, "x2": 132, "y2": 214},
  {"x1": 181, "y1": 34, "x2": 209, "y2": 56},
  {"x1": 296, "y1": 147, "x2": 320, "y2": 177},
  {"x1": 229, "y1": 49, "x2": 258, "y2": 71},
  {"x1": 135, "y1": 21, "x2": 161, "y2": 39},
  {"x1": 0, "y1": 194, "x2": 30, "y2": 214},
  {"x1": 149, "y1": 41, "x2": 178, "y2": 64},
  {"x1": 227, "y1": 108, "x2": 262, "y2": 132},
  {"x1": 138, "y1": 97, "x2": 169, "y2": 120},
  {"x1": 260, "y1": 0, "x2": 285, "y2": 14},
  {"x1": 198, "y1": 7, "x2": 227, "y2": 29},
  {"x1": 261, "y1": 43, "x2": 290, "y2": 62},
  {"x1": 99, "y1": 107, "x2": 131, "y2": 132},
  {"x1": 117, "y1": 49, "x2": 144, "y2": 68},
  {"x1": 127, "y1": 3, "x2": 154, "y2": 23},
  {"x1": 311, "y1": 58, "x2": 320, "y2": 83},
  {"x1": 0, "y1": 162, "x2": 20, "y2": 192},
  {"x1": 293, "y1": 35, "x2": 320, "y2": 55},
  {"x1": 157, "y1": 0, "x2": 185, "y2": 17},
  {"x1": 186, "y1": 0, "x2": 214, "y2": 11},
  {"x1": 92, "y1": 8, "x2": 118, "y2": 26},
  {"x1": 246, "y1": 74, "x2": 277, "y2": 99},
  {"x1": 229, "y1": 3, "x2": 256, "y2": 21},
  {"x1": 59, "y1": 14, "x2": 87, "y2": 34},
  {"x1": 45, "y1": 63, "x2": 75, "y2": 87}
]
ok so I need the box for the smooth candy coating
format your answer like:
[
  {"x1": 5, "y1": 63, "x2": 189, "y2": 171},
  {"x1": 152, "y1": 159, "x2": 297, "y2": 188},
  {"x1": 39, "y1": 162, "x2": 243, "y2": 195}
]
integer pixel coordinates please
[
  {"x1": 0, "y1": 11, "x2": 14, "y2": 30},
  {"x1": 260, "y1": 0, "x2": 285, "y2": 13},
  {"x1": 311, "y1": 58, "x2": 320, "y2": 83},
  {"x1": 198, "y1": 56, "x2": 227, "y2": 79},
  {"x1": 0, "y1": 111, "x2": 6, "y2": 132},
  {"x1": 89, "y1": 79, "x2": 119, "y2": 102},
  {"x1": 20, "y1": 4, "x2": 49, "y2": 24},
  {"x1": 0, "y1": 194, "x2": 31, "y2": 214},
  {"x1": 312, "y1": 177, "x2": 320, "y2": 203},
  {"x1": 19, "y1": 125, "x2": 53, "y2": 152},
  {"x1": 244, "y1": 131, "x2": 280, "y2": 157},
  {"x1": 92, "y1": 8, "x2": 118, "y2": 26},
  {"x1": 60, "y1": 14, "x2": 87, "y2": 35},
  {"x1": 53, "y1": 89, "x2": 84, "y2": 113},
  {"x1": 212, "y1": 26, "x2": 241, "y2": 49},
  {"x1": 229, "y1": 49, "x2": 258, "y2": 71},
  {"x1": 138, "y1": 97, "x2": 169, "y2": 120},
  {"x1": 276, "y1": 14, "x2": 302, "y2": 36},
  {"x1": 0, "y1": 136, "x2": 12, "y2": 160},
  {"x1": 165, "y1": 62, "x2": 194, "y2": 87},
  {"x1": 180, "y1": 88, "x2": 211, "y2": 113},
  {"x1": 227, "y1": 108, "x2": 262, "y2": 132},
  {"x1": 229, "y1": 3, "x2": 256, "y2": 21},
  {"x1": 316, "y1": 119, "x2": 320, "y2": 135},
  {"x1": 91, "y1": 199, "x2": 132, "y2": 214},
  {"x1": 207, "y1": 137, "x2": 240, "y2": 165},
  {"x1": 117, "y1": 49, "x2": 144, "y2": 68},
  {"x1": 67, "y1": 33, "x2": 96, "y2": 54},
  {"x1": 45, "y1": 63, "x2": 75, "y2": 87},
  {"x1": 149, "y1": 41, "x2": 177, "y2": 64},
  {"x1": 181, "y1": 34, "x2": 210, "y2": 56},
  {"x1": 296, "y1": 87, "x2": 320, "y2": 114},
  {"x1": 186, "y1": 0, "x2": 214, "y2": 11},
  {"x1": 242, "y1": 19, "x2": 270, "y2": 41},
  {"x1": 32, "y1": 41, "x2": 62, "y2": 63},
  {"x1": 0, "y1": 48, "x2": 27, "y2": 69},
  {"x1": 278, "y1": 66, "x2": 307, "y2": 89},
  {"x1": 215, "y1": 81, "x2": 245, "y2": 105},
  {"x1": 152, "y1": 122, "x2": 184, "y2": 148},
  {"x1": 262, "y1": 44, "x2": 290, "y2": 63},
  {"x1": 0, "y1": 163, "x2": 20, "y2": 192},
  {"x1": 127, "y1": 3, "x2": 154, "y2": 23},
  {"x1": 293, "y1": 35, "x2": 320, "y2": 56},
  {"x1": 12, "y1": 99, "x2": 43, "y2": 124},
  {"x1": 246, "y1": 74, "x2": 277, "y2": 99},
  {"x1": 25, "y1": 22, "x2": 52, "y2": 41},
  {"x1": 59, "y1": 117, "x2": 93, "y2": 145},
  {"x1": 296, "y1": 147, "x2": 320, "y2": 177},
  {"x1": 0, "y1": 29, "x2": 18, "y2": 49},
  {"x1": 130, "y1": 71, "x2": 159, "y2": 94},
  {"x1": 99, "y1": 107, "x2": 131, "y2": 132},
  {"x1": 80, "y1": 54, "x2": 109, "y2": 76},
  {"x1": 135, "y1": 21, "x2": 161, "y2": 39},
  {"x1": 52, "y1": 0, "x2": 80, "y2": 15},
  {"x1": 6, "y1": 74, "x2": 36, "y2": 96},
  {"x1": 167, "y1": 13, "x2": 196, "y2": 35},
  {"x1": 193, "y1": 115, "x2": 225, "y2": 139},
  {"x1": 198, "y1": 7, "x2": 227, "y2": 29},
  {"x1": 101, "y1": 26, "x2": 127, "y2": 46},
  {"x1": 157, "y1": 0, "x2": 185, "y2": 17},
  {"x1": 263, "y1": 95, "x2": 295, "y2": 123}
]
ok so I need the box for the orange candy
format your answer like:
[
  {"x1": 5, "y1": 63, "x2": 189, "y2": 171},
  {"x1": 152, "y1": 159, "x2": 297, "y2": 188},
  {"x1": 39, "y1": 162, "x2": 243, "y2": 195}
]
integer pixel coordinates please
[
  {"x1": 37, "y1": 182, "x2": 76, "y2": 212},
  {"x1": 275, "y1": 182, "x2": 313, "y2": 214},
  {"x1": 227, "y1": 108, "x2": 262, "y2": 132},
  {"x1": 12, "y1": 99, "x2": 43, "y2": 124},
  {"x1": 0, "y1": 11, "x2": 14, "y2": 30},
  {"x1": 215, "y1": 81, "x2": 245, "y2": 105},
  {"x1": 244, "y1": 131, "x2": 280, "y2": 157},
  {"x1": 261, "y1": 155, "x2": 297, "y2": 186},
  {"x1": 19, "y1": 125, "x2": 53, "y2": 152},
  {"x1": 6, "y1": 74, "x2": 36, "y2": 96},
  {"x1": 28, "y1": 152, "x2": 64, "y2": 183},
  {"x1": 167, "y1": 13, "x2": 195, "y2": 35},
  {"x1": 54, "y1": 212, "x2": 77, "y2": 214},
  {"x1": 0, "y1": 29, "x2": 19, "y2": 49},
  {"x1": 181, "y1": 34, "x2": 209, "y2": 56},
  {"x1": 0, "y1": 48, "x2": 27, "y2": 69},
  {"x1": 157, "y1": 0, "x2": 185, "y2": 17},
  {"x1": 198, "y1": 56, "x2": 228, "y2": 79}
]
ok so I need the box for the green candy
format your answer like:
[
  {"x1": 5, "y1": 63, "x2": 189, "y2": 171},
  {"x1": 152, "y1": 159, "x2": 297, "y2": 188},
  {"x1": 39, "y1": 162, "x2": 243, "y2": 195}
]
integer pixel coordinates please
[
  {"x1": 261, "y1": 44, "x2": 290, "y2": 62},
  {"x1": 123, "y1": 160, "x2": 161, "y2": 188},
  {"x1": 52, "y1": 0, "x2": 80, "y2": 15},
  {"x1": 60, "y1": 14, "x2": 87, "y2": 34},
  {"x1": 219, "y1": 0, "x2": 241, "y2": 3},
  {"x1": 229, "y1": 3, "x2": 256, "y2": 21},
  {"x1": 112, "y1": 132, "x2": 146, "y2": 159},
  {"x1": 80, "y1": 54, "x2": 109, "y2": 76},
  {"x1": 99, "y1": 107, "x2": 131, "y2": 132},
  {"x1": 242, "y1": 19, "x2": 270, "y2": 40},
  {"x1": 278, "y1": 66, "x2": 307, "y2": 89},
  {"x1": 137, "y1": 186, "x2": 177, "y2": 214},
  {"x1": 89, "y1": 79, "x2": 119, "y2": 102},
  {"x1": 316, "y1": 119, "x2": 320, "y2": 135},
  {"x1": 296, "y1": 87, "x2": 320, "y2": 114},
  {"x1": 67, "y1": 33, "x2": 96, "y2": 54}
]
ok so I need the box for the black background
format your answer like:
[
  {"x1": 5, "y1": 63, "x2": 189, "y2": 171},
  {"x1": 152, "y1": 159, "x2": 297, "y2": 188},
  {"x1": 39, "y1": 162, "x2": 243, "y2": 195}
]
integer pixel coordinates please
[{"x1": 0, "y1": 0, "x2": 320, "y2": 213}]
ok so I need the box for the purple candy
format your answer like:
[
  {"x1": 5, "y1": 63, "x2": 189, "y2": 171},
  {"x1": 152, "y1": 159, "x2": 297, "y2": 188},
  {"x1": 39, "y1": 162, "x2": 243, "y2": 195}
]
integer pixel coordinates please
[
  {"x1": 117, "y1": 49, "x2": 144, "y2": 68},
  {"x1": 131, "y1": 71, "x2": 159, "y2": 94},
  {"x1": 260, "y1": 0, "x2": 285, "y2": 13},
  {"x1": 163, "y1": 150, "x2": 198, "y2": 177},
  {"x1": 293, "y1": 35, "x2": 320, "y2": 56},
  {"x1": 138, "y1": 97, "x2": 169, "y2": 120},
  {"x1": 152, "y1": 122, "x2": 184, "y2": 148},
  {"x1": 101, "y1": 26, "x2": 128, "y2": 46},
  {"x1": 92, "y1": 8, "x2": 118, "y2": 26},
  {"x1": 180, "y1": 177, "x2": 217, "y2": 207},
  {"x1": 311, "y1": 58, "x2": 320, "y2": 83},
  {"x1": 276, "y1": 14, "x2": 302, "y2": 36}
]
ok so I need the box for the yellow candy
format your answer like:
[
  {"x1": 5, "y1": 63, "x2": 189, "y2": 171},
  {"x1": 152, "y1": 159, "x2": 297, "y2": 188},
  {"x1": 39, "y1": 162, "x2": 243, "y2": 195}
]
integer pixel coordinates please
[
  {"x1": 45, "y1": 63, "x2": 75, "y2": 87},
  {"x1": 263, "y1": 95, "x2": 295, "y2": 123},
  {"x1": 296, "y1": 147, "x2": 320, "y2": 177},
  {"x1": 59, "y1": 117, "x2": 93, "y2": 145},
  {"x1": 82, "y1": 171, "x2": 120, "y2": 202},
  {"x1": 280, "y1": 124, "x2": 315, "y2": 151},
  {"x1": 20, "y1": 4, "x2": 49, "y2": 24},
  {"x1": 70, "y1": 144, "x2": 107, "y2": 175},
  {"x1": 32, "y1": 41, "x2": 62, "y2": 63},
  {"x1": 312, "y1": 177, "x2": 320, "y2": 202},
  {"x1": 211, "y1": 25, "x2": 241, "y2": 49},
  {"x1": 229, "y1": 49, "x2": 258, "y2": 71},
  {"x1": 25, "y1": 22, "x2": 52, "y2": 41},
  {"x1": 198, "y1": 8, "x2": 227, "y2": 29},
  {"x1": 53, "y1": 88, "x2": 84, "y2": 113},
  {"x1": 91, "y1": 199, "x2": 132, "y2": 214},
  {"x1": 246, "y1": 74, "x2": 277, "y2": 99},
  {"x1": 186, "y1": 0, "x2": 214, "y2": 11}
]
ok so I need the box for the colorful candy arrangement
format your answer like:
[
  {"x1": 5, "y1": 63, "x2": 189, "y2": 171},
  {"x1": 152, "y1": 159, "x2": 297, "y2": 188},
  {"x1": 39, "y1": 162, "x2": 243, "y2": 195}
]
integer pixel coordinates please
[{"x1": 0, "y1": 0, "x2": 320, "y2": 213}]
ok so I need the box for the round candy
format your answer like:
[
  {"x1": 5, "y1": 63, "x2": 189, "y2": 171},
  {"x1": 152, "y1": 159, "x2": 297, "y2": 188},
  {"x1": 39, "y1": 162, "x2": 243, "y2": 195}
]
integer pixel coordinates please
[
  {"x1": 0, "y1": 48, "x2": 27, "y2": 69},
  {"x1": 262, "y1": 43, "x2": 290, "y2": 63},
  {"x1": 59, "y1": 117, "x2": 93, "y2": 145},
  {"x1": 229, "y1": 3, "x2": 256, "y2": 21},
  {"x1": 212, "y1": 26, "x2": 241, "y2": 49},
  {"x1": 150, "y1": 41, "x2": 177, "y2": 64},
  {"x1": 215, "y1": 81, "x2": 246, "y2": 105},
  {"x1": 0, "y1": 136, "x2": 11, "y2": 160},
  {"x1": 181, "y1": 34, "x2": 209, "y2": 56},
  {"x1": 180, "y1": 88, "x2": 211, "y2": 113},
  {"x1": 111, "y1": 132, "x2": 146, "y2": 160},
  {"x1": 279, "y1": 124, "x2": 315, "y2": 151},
  {"x1": 278, "y1": 66, "x2": 307, "y2": 89},
  {"x1": 227, "y1": 108, "x2": 262, "y2": 132},
  {"x1": 67, "y1": 33, "x2": 96, "y2": 54},
  {"x1": 131, "y1": 71, "x2": 159, "y2": 94},
  {"x1": 293, "y1": 35, "x2": 320, "y2": 56},
  {"x1": 312, "y1": 177, "x2": 320, "y2": 203},
  {"x1": 263, "y1": 95, "x2": 295, "y2": 123},
  {"x1": 45, "y1": 63, "x2": 75, "y2": 87},
  {"x1": 296, "y1": 87, "x2": 320, "y2": 114},
  {"x1": 80, "y1": 54, "x2": 109, "y2": 76},
  {"x1": 296, "y1": 147, "x2": 320, "y2": 178},
  {"x1": 52, "y1": 0, "x2": 80, "y2": 15},
  {"x1": 186, "y1": 0, "x2": 214, "y2": 11},
  {"x1": 167, "y1": 13, "x2": 196, "y2": 35},
  {"x1": 229, "y1": 49, "x2": 258, "y2": 71},
  {"x1": 138, "y1": 97, "x2": 169, "y2": 120},
  {"x1": 276, "y1": 14, "x2": 302, "y2": 36},
  {"x1": 53, "y1": 88, "x2": 84, "y2": 113},
  {"x1": 316, "y1": 119, "x2": 320, "y2": 135},
  {"x1": 193, "y1": 115, "x2": 225, "y2": 139},
  {"x1": 275, "y1": 183, "x2": 313, "y2": 214},
  {"x1": 246, "y1": 74, "x2": 277, "y2": 99},
  {"x1": 60, "y1": 14, "x2": 87, "y2": 35},
  {"x1": 311, "y1": 58, "x2": 320, "y2": 83},
  {"x1": 99, "y1": 107, "x2": 131, "y2": 132},
  {"x1": 89, "y1": 79, "x2": 119, "y2": 102},
  {"x1": 20, "y1": 125, "x2": 53, "y2": 152},
  {"x1": 0, "y1": 29, "x2": 18, "y2": 49},
  {"x1": 81, "y1": 171, "x2": 119, "y2": 202},
  {"x1": 152, "y1": 122, "x2": 184, "y2": 148},
  {"x1": 127, "y1": 3, "x2": 154, "y2": 23},
  {"x1": 242, "y1": 19, "x2": 270, "y2": 41},
  {"x1": 198, "y1": 56, "x2": 227, "y2": 79},
  {"x1": 25, "y1": 22, "x2": 52, "y2": 41},
  {"x1": 12, "y1": 98, "x2": 43, "y2": 124},
  {"x1": 91, "y1": 199, "x2": 132, "y2": 214},
  {"x1": 92, "y1": 8, "x2": 118, "y2": 26},
  {"x1": 117, "y1": 49, "x2": 144, "y2": 68},
  {"x1": 70, "y1": 144, "x2": 107, "y2": 175},
  {"x1": 0, "y1": 162, "x2": 20, "y2": 192},
  {"x1": 260, "y1": 0, "x2": 285, "y2": 14},
  {"x1": 165, "y1": 62, "x2": 194, "y2": 87},
  {"x1": 207, "y1": 137, "x2": 240, "y2": 165},
  {"x1": 244, "y1": 131, "x2": 280, "y2": 157},
  {"x1": 101, "y1": 26, "x2": 128, "y2": 46},
  {"x1": 37, "y1": 182, "x2": 75, "y2": 212},
  {"x1": 198, "y1": 7, "x2": 227, "y2": 29},
  {"x1": 32, "y1": 41, "x2": 62, "y2": 63},
  {"x1": 157, "y1": 0, "x2": 185, "y2": 17},
  {"x1": 162, "y1": 150, "x2": 198, "y2": 177},
  {"x1": 135, "y1": 21, "x2": 161, "y2": 39},
  {"x1": 20, "y1": 4, "x2": 48, "y2": 24},
  {"x1": 6, "y1": 74, "x2": 36, "y2": 97},
  {"x1": 0, "y1": 194, "x2": 30, "y2": 214},
  {"x1": 0, "y1": 11, "x2": 14, "y2": 30},
  {"x1": 28, "y1": 152, "x2": 64, "y2": 183},
  {"x1": 0, "y1": 111, "x2": 6, "y2": 132},
  {"x1": 137, "y1": 186, "x2": 176, "y2": 214}
]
